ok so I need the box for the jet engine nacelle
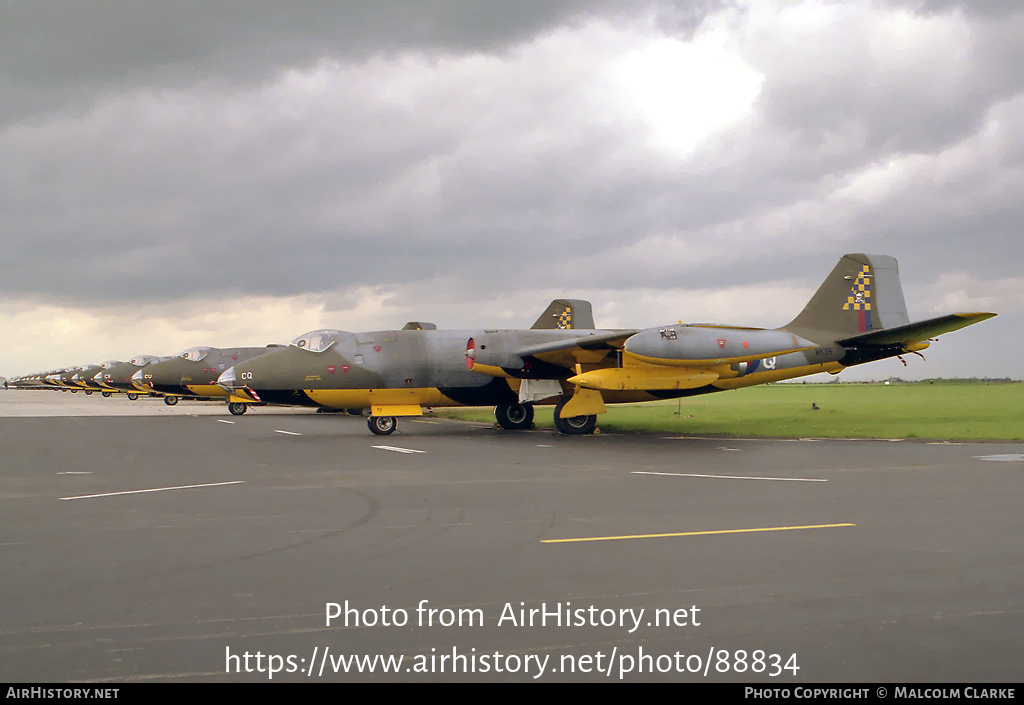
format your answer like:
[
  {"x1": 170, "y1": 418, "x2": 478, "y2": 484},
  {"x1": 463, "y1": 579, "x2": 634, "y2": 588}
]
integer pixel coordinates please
[
  {"x1": 624, "y1": 326, "x2": 816, "y2": 366},
  {"x1": 465, "y1": 336, "x2": 525, "y2": 376}
]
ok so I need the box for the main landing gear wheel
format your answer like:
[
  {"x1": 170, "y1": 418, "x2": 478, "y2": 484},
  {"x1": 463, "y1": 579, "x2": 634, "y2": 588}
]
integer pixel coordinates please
[
  {"x1": 494, "y1": 403, "x2": 534, "y2": 431},
  {"x1": 127, "y1": 392, "x2": 139, "y2": 401},
  {"x1": 84, "y1": 390, "x2": 93, "y2": 396},
  {"x1": 101, "y1": 391, "x2": 112, "y2": 397},
  {"x1": 368, "y1": 416, "x2": 397, "y2": 435},
  {"x1": 163, "y1": 395, "x2": 178, "y2": 406},
  {"x1": 228, "y1": 402, "x2": 248, "y2": 416},
  {"x1": 552, "y1": 397, "x2": 597, "y2": 435}
]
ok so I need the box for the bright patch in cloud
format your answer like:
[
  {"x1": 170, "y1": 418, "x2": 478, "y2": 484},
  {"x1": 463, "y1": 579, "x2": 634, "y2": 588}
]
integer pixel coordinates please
[{"x1": 609, "y1": 34, "x2": 763, "y2": 156}]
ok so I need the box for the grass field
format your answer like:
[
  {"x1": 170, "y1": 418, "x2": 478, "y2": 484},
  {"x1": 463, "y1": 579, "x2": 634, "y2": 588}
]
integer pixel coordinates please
[{"x1": 433, "y1": 381, "x2": 1024, "y2": 440}]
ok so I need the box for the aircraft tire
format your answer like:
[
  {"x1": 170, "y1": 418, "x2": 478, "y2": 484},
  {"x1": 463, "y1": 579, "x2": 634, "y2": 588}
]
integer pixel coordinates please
[
  {"x1": 368, "y1": 416, "x2": 397, "y2": 435},
  {"x1": 228, "y1": 402, "x2": 248, "y2": 416},
  {"x1": 102, "y1": 391, "x2": 112, "y2": 397},
  {"x1": 84, "y1": 390, "x2": 93, "y2": 395},
  {"x1": 127, "y1": 393, "x2": 139, "y2": 401},
  {"x1": 494, "y1": 403, "x2": 534, "y2": 431},
  {"x1": 164, "y1": 396, "x2": 179, "y2": 406},
  {"x1": 552, "y1": 397, "x2": 597, "y2": 435}
]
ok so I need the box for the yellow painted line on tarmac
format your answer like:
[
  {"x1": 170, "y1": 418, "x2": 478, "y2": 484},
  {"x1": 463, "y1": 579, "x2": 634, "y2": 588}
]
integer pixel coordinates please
[{"x1": 542, "y1": 523, "x2": 855, "y2": 544}]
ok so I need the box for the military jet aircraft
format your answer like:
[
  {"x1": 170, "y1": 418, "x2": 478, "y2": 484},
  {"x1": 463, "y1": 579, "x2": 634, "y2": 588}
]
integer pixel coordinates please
[
  {"x1": 96, "y1": 355, "x2": 172, "y2": 400},
  {"x1": 217, "y1": 306, "x2": 595, "y2": 432},
  {"x1": 131, "y1": 345, "x2": 284, "y2": 409},
  {"x1": 218, "y1": 254, "x2": 995, "y2": 435}
]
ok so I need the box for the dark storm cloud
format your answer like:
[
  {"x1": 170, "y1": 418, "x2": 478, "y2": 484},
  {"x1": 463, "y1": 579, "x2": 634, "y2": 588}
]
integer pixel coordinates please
[
  {"x1": 746, "y1": 4, "x2": 1024, "y2": 156},
  {"x1": 1, "y1": 0, "x2": 1020, "y2": 324},
  {"x1": 0, "y1": 0, "x2": 633, "y2": 124}
]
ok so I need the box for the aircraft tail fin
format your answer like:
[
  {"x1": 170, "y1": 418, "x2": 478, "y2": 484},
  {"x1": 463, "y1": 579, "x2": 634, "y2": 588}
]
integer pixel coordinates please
[
  {"x1": 783, "y1": 254, "x2": 911, "y2": 343},
  {"x1": 531, "y1": 299, "x2": 595, "y2": 330}
]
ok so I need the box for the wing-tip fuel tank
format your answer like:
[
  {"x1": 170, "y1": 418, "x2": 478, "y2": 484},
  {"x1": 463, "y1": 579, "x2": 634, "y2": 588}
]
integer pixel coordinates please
[{"x1": 622, "y1": 326, "x2": 818, "y2": 367}]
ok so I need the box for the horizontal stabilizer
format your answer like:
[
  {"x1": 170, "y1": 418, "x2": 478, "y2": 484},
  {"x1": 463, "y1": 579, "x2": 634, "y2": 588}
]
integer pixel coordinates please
[{"x1": 836, "y1": 313, "x2": 996, "y2": 346}]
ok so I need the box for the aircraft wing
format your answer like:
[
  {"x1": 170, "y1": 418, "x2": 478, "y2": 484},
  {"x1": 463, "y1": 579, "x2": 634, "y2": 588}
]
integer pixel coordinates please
[
  {"x1": 515, "y1": 329, "x2": 639, "y2": 358},
  {"x1": 836, "y1": 312, "x2": 996, "y2": 347},
  {"x1": 493, "y1": 329, "x2": 637, "y2": 371}
]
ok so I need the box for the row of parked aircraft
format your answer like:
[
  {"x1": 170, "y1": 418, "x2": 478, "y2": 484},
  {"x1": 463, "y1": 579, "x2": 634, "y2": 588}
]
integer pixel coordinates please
[{"x1": 6, "y1": 254, "x2": 995, "y2": 435}]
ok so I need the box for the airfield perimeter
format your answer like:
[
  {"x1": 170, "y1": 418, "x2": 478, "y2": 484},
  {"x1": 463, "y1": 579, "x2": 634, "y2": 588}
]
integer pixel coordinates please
[{"x1": 0, "y1": 390, "x2": 1021, "y2": 682}]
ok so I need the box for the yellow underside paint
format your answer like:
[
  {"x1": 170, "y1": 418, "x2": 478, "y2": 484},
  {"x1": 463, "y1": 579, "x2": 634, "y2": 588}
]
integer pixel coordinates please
[
  {"x1": 533, "y1": 347, "x2": 611, "y2": 368},
  {"x1": 230, "y1": 390, "x2": 258, "y2": 403},
  {"x1": 568, "y1": 366, "x2": 719, "y2": 391},
  {"x1": 468, "y1": 363, "x2": 513, "y2": 378},
  {"x1": 904, "y1": 342, "x2": 930, "y2": 353},
  {"x1": 712, "y1": 362, "x2": 846, "y2": 390},
  {"x1": 185, "y1": 384, "x2": 228, "y2": 398},
  {"x1": 371, "y1": 404, "x2": 423, "y2": 417},
  {"x1": 560, "y1": 387, "x2": 606, "y2": 418},
  {"x1": 303, "y1": 387, "x2": 455, "y2": 409}
]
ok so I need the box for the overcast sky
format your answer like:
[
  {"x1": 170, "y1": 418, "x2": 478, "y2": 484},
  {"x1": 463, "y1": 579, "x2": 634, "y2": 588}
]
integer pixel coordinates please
[{"x1": 2, "y1": 0, "x2": 1020, "y2": 381}]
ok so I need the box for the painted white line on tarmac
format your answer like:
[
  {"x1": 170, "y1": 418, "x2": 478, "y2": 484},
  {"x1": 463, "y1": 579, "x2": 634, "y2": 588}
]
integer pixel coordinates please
[
  {"x1": 57, "y1": 472, "x2": 92, "y2": 475},
  {"x1": 274, "y1": 430, "x2": 301, "y2": 436},
  {"x1": 633, "y1": 471, "x2": 827, "y2": 483},
  {"x1": 218, "y1": 419, "x2": 235, "y2": 424},
  {"x1": 975, "y1": 454, "x2": 1024, "y2": 462},
  {"x1": 372, "y1": 445, "x2": 426, "y2": 454},
  {"x1": 59, "y1": 480, "x2": 245, "y2": 501}
]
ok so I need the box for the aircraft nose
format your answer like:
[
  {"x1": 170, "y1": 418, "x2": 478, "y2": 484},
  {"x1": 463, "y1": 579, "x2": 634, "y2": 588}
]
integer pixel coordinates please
[
  {"x1": 216, "y1": 367, "x2": 237, "y2": 391},
  {"x1": 131, "y1": 370, "x2": 143, "y2": 383}
]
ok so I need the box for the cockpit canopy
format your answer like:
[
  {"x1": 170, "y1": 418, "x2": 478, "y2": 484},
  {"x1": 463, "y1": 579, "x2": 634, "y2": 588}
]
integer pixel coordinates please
[
  {"x1": 129, "y1": 355, "x2": 160, "y2": 367},
  {"x1": 179, "y1": 346, "x2": 211, "y2": 362},
  {"x1": 290, "y1": 329, "x2": 342, "y2": 353}
]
